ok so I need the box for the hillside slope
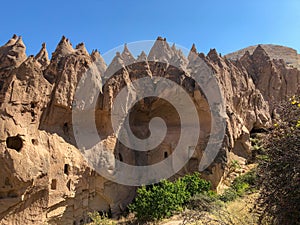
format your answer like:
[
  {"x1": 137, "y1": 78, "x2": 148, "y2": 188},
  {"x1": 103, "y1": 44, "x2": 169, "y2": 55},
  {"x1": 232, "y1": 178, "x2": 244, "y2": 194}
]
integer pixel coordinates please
[{"x1": 226, "y1": 44, "x2": 300, "y2": 70}]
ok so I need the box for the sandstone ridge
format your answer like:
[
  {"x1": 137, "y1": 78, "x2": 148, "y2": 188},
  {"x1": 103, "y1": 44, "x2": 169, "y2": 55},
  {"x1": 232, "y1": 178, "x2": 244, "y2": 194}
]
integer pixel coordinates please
[
  {"x1": 226, "y1": 44, "x2": 300, "y2": 70},
  {"x1": 0, "y1": 35, "x2": 299, "y2": 224}
]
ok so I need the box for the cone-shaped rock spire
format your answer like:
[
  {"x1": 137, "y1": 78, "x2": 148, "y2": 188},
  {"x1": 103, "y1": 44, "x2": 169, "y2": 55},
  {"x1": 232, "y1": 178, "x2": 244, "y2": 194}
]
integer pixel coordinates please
[
  {"x1": 252, "y1": 44, "x2": 270, "y2": 62},
  {"x1": 137, "y1": 51, "x2": 148, "y2": 62},
  {"x1": 170, "y1": 44, "x2": 188, "y2": 69},
  {"x1": 52, "y1": 36, "x2": 74, "y2": 59},
  {"x1": 0, "y1": 35, "x2": 27, "y2": 68},
  {"x1": 208, "y1": 48, "x2": 221, "y2": 62},
  {"x1": 4, "y1": 34, "x2": 18, "y2": 46},
  {"x1": 188, "y1": 43, "x2": 198, "y2": 62},
  {"x1": 75, "y1": 42, "x2": 89, "y2": 56},
  {"x1": 91, "y1": 49, "x2": 107, "y2": 75},
  {"x1": 104, "y1": 52, "x2": 125, "y2": 79},
  {"x1": 35, "y1": 43, "x2": 50, "y2": 68},
  {"x1": 148, "y1": 36, "x2": 173, "y2": 62},
  {"x1": 121, "y1": 44, "x2": 135, "y2": 65}
]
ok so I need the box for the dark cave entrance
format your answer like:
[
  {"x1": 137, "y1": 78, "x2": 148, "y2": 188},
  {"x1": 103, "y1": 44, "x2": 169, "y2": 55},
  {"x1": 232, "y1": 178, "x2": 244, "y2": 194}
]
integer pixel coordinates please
[{"x1": 6, "y1": 135, "x2": 23, "y2": 152}]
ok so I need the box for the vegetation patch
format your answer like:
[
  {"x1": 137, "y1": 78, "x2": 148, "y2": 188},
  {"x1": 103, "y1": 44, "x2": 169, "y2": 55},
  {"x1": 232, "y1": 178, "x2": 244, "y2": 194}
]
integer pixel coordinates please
[
  {"x1": 257, "y1": 96, "x2": 300, "y2": 225},
  {"x1": 128, "y1": 172, "x2": 211, "y2": 222},
  {"x1": 219, "y1": 169, "x2": 257, "y2": 202}
]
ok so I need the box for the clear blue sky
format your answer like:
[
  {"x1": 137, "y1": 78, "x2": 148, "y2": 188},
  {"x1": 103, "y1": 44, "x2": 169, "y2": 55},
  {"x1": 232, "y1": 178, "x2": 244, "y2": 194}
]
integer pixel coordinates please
[{"x1": 1, "y1": 0, "x2": 299, "y2": 57}]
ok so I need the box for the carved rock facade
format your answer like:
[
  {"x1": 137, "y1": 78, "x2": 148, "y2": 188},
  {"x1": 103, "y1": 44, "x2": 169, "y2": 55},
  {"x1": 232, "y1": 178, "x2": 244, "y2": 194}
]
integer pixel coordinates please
[{"x1": 0, "y1": 36, "x2": 299, "y2": 224}]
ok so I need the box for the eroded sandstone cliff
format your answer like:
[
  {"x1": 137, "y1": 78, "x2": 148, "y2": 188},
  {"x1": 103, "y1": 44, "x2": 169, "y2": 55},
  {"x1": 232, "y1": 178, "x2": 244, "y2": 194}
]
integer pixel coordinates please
[{"x1": 0, "y1": 35, "x2": 299, "y2": 224}]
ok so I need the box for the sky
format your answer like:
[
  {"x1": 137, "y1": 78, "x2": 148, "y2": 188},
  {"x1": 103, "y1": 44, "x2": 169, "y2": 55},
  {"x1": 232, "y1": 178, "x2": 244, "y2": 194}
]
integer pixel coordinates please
[{"x1": 0, "y1": 0, "x2": 299, "y2": 59}]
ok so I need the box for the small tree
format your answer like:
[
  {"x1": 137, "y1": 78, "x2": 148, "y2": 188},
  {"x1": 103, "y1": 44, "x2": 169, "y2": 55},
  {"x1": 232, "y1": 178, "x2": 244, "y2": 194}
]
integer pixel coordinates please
[
  {"x1": 257, "y1": 97, "x2": 300, "y2": 225},
  {"x1": 128, "y1": 173, "x2": 211, "y2": 221}
]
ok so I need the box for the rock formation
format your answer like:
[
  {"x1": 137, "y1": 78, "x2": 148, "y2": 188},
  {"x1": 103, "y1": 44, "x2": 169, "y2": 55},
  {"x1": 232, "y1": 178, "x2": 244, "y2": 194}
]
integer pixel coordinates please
[
  {"x1": 229, "y1": 45, "x2": 300, "y2": 110},
  {"x1": 226, "y1": 44, "x2": 300, "y2": 70},
  {"x1": 0, "y1": 35, "x2": 299, "y2": 224}
]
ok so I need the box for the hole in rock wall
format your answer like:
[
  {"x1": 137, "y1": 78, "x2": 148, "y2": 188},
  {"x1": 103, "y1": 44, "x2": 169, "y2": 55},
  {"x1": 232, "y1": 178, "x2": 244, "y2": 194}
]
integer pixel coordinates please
[
  {"x1": 31, "y1": 139, "x2": 38, "y2": 145},
  {"x1": 6, "y1": 136, "x2": 23, "y2": 152},
  {"x1": 51, "y1": 179, "x2": 57, "y2": 190},
  {"x1": 31, "y1": 111, "x2": 35, "y2": 122},
  {"x1": 250, "y1": 127, "x2": 268, "y2": 135},
  {"x1": 64, "y1": 164, "x2": 69, "y2": 175},
  {"x1": 63, "y1": 122, "x2": 69, "y2": 134},
  {"x1": 164, "y1": 151, "x2": 168, "y2": 159},
  {"x1": 119, "y1": 153, "x2": 123, "y2": 162},
  {"x1": 0, "y1": 81, "x2": 4, "y2": 91}
]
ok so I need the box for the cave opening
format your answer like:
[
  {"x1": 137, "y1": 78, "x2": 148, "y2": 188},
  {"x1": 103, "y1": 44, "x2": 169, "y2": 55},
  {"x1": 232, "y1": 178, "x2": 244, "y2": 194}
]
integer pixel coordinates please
[
  {"x1": 119, "y1": 153, "x2": 123, "y2": 162},
  {"x1": 250, "y1": 127, "x2": 268, "y2": 136},
  {"x1": 30, "y1": 102, "x2": 36, "y2": 108},
  {"x1": 64, "y1": 164, "x2": 70, "y2": 175},
  {"x1": 0, "y1": 80, "x2": 4, "y2": 91},
  {"x1": 164, "y1": 151, "x2": 168, "y2": 158},
  {"x1": 63, "y1": 122, "x2": 69, "y2": 134},
  {"x1": 6, "y1": 135, "x2": 23, "y2": 152},
  {"x1": 51, "y1": 179, "x2": 57, "y2": 190}
]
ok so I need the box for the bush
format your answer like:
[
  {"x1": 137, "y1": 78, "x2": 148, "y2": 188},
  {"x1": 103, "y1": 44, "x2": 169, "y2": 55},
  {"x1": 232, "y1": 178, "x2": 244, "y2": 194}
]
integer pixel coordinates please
[
  {"x1": 88, "y1": 211, "x2": 115, "y2": 225},
  {"x1": 232, "y1": 169, "x2": 257, "y2": 191},
  {"x1": 219, "y1": 188, "x2": 238, "y2": 202},
  {"x1": 257, "y1": 97, "x2": 300, "y2": 225},
  {"x1": 187, "y1": 191, "x2": 222, "y2": 212},
  {"x1": 180, "y1": 173, "x2": 211, "y2": 196},
  {"x1": 219, "y1": 169, "x2": 257, "y2": 202},
  {"x1": 128, "y1": 172, "x2": 210, "y2": 221}
]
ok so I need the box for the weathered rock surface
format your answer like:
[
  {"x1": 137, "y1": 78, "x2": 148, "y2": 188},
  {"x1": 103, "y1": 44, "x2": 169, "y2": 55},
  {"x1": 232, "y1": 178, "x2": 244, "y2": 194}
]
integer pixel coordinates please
[
  {"x1": 230, "y1": 45, "x2": 300, "y2": 111},
  {"x1": 0, "y1": 35, "x2": 299, "y2": 224},
  {"x1": 226, "y1": 44, "x2": 300, "y2": 70}
]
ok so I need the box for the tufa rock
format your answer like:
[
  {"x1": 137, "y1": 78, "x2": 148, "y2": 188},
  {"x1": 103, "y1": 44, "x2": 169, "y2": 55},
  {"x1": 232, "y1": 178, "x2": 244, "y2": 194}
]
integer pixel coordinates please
[
  {"x1": 0, "y1": 35, "x2": 299, "y2": 224},
  {"x1": 35, "y1": 43, "x2": 50, "y2": 69},
  {"x1": 121, "y1": 44, "x2": 135, "y2": 65}
]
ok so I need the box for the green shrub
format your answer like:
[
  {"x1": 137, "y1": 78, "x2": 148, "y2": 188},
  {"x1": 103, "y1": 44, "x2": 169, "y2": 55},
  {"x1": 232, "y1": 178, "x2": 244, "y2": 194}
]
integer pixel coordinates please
[
  {"x1": 232, "y1": 169, "x2": 257, "y2": 190},
  {"x1": 88, "y1": 211, "x2": 115, "y2": 225},
  {"x1": 181, "y1": 172, "x2": 211, "y2": 197},
  {"x1": 219, "y1": 188, "x2": 238, "y2": 202},
  {"x1": 257, "y1": 97, "x2": 300, "y2": 224},
  {"x1": 219, "y1": 169, "x2": 257, "y2": 202},
  {"x1": 129, "y1": 172, "x2": 211, "y2": 221}
]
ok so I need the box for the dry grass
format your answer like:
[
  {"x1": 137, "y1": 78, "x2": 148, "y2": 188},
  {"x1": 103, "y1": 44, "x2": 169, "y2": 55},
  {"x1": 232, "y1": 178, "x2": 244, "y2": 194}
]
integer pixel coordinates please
[{"x1": 179, "y1": 193, "x2": 260, "y2": 225}]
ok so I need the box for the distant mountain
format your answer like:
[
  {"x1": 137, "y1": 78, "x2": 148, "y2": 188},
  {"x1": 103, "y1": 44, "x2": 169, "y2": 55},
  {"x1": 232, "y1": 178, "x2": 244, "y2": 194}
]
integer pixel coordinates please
[{"x1": 226, "y1": 44, "x2": 300, "y2": 70}]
